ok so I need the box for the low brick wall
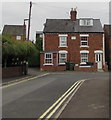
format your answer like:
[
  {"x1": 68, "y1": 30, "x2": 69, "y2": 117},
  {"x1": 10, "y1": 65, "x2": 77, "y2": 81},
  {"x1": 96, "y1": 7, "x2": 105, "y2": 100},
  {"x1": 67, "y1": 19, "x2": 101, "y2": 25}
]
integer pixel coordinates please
[
  {"x1": 74, "y1": 64, "x2": 97, "y2": 72},
  {"x1": 2, "y1": 66, "x2": 27, "y2": 78},
  {"x1": 40, "y1": 65, "x2": 66, "y2": 71}
]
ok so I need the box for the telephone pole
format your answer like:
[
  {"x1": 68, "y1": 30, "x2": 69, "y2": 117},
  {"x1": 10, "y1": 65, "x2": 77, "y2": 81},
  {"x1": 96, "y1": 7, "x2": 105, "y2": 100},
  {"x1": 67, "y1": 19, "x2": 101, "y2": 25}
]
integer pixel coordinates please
[{"x1": 27, "y1": 1, "x2": 32, "y2": 41}]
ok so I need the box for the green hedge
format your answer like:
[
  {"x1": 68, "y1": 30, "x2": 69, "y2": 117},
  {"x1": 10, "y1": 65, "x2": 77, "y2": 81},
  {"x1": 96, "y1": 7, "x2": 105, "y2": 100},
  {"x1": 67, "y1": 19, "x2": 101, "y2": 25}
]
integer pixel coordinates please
[{"x1": 2, "y1": 35, "x2": 39, "y2": 67}]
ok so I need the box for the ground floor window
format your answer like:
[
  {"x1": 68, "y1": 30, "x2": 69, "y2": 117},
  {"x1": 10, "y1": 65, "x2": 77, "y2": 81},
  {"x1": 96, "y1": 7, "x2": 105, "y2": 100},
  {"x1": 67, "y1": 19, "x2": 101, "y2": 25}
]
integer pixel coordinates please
[
  {"x1": 59, "y1": 53, "x2": 67, "y2": 64},
  {"x1": 45, "y1": 53, "x2": 53, "y2": 64},
  {"x1": 81, "y1": 53, "x2": 88, "y2": 63}
]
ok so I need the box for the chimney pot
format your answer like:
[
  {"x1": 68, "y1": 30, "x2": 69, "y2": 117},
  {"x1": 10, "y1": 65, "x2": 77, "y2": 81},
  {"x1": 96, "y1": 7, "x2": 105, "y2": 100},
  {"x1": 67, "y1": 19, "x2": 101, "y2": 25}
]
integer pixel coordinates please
[{"x1": 70, "y1": 8, "x2": 77, "y2": 21}]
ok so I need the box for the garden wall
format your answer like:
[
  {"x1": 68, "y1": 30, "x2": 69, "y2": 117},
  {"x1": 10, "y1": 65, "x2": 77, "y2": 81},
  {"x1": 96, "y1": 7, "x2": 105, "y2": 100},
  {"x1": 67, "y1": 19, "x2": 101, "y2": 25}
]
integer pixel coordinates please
[{"x1": 2, "y1": 66, "x2": 27, "y2": 78}]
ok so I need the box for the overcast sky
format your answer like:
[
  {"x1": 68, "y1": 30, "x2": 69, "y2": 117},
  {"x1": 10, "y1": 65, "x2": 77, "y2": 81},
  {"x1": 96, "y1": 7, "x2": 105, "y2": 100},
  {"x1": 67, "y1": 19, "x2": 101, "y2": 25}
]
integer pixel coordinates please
[{"x1": 1, "y1": 1, "x2": 110, "y2": 41}]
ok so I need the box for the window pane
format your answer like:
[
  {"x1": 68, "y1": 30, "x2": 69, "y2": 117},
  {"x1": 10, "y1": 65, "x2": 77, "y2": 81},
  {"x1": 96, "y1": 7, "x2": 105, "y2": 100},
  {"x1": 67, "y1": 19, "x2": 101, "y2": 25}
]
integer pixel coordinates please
[
  {"x1": 81, "y1": 42, "x2": 87, "y2": 45},
  {"x1": 60, "y1": 54, "x2": 66, "y2": 58},
  {"x1": 81, "y1": 37, "x2": 87, "y2": 41},
  {"x1": 46, "y1": 54, "x2": 51, "y2": 58}
]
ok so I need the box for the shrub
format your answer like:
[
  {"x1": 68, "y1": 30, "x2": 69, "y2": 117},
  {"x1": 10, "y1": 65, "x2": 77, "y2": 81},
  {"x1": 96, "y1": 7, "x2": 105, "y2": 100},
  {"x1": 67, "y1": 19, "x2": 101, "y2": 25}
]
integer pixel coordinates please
[{"x1": 2, "y1": 35, "x2": 38, "y2": 67}]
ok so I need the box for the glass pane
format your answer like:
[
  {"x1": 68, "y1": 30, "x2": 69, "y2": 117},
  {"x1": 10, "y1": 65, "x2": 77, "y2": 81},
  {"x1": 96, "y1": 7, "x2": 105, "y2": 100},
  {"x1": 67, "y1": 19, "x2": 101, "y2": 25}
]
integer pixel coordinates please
[
  {"x1": 60, "y1": 36, "x2": 66, "y2": 40},
  {"x1": 60, "y1": 54, "x2": 66, "y2": 58},
  {"x1": 81, "y1": 37, "x2": 87, "y2": 41},
  {"x1": 81, "y1": 42, "x2": 87, "y2": 45},
  {"x1": 46, "y1": 54, "x2": 51, "y2": 59}
]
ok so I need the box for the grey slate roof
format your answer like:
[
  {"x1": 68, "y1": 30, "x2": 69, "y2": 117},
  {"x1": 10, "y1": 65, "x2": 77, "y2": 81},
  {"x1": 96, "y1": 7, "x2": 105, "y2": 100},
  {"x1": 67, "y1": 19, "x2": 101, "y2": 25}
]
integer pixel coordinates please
[
  {"x1": 2, "y1": 25, "x2": 25, "y2": 36},
  {"x1": 43, "y1": 19, "x2": 104, "y2": 33}
]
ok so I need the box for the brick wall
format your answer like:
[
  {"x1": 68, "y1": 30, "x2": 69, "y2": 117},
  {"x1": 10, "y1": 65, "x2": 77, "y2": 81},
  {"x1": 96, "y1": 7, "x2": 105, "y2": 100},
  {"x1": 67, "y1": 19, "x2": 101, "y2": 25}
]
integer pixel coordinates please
[
  {"x1": 40, "y1": 33, "x2": 103, "y2": 71},
  {"x1": 2, "y1": 66, "x2": 27, "y2": 78}
]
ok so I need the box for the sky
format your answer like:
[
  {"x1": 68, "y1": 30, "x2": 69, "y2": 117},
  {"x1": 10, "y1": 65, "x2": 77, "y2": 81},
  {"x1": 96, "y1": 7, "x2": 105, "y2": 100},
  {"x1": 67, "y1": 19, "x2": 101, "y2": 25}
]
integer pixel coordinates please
[{"x1": 1, "y1": 1, "x2": 110, "y2": 41}]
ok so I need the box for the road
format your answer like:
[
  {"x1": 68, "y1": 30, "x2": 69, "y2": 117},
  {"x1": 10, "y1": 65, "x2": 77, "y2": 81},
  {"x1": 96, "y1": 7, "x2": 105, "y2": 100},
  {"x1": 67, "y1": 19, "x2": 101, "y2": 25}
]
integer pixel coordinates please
[{"x1": 2, "y1": 72, "x2": 109, "y2": 119}]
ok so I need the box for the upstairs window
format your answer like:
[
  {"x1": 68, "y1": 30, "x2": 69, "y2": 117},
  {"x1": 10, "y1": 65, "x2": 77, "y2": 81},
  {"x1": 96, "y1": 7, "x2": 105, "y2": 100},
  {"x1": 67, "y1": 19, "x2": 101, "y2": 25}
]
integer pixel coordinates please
[
  {"x1": 81, "y1": 36, "x2": 88, "y2": 46},
  {"x1": 79, "y1": 19, "x2": 93, "y2": 26},
  {"x1": 80, "y1": 34, "x2": 89, "y2": 47},
  {"x1": 45, "y1": 53, "x2": 53, "y2": 64},
  {"x1": 59, "y1": 34, "x2": 68, "y2": 47},
  {"x1": 16, "y1": 36, "x2": 21, "y2": 40}
]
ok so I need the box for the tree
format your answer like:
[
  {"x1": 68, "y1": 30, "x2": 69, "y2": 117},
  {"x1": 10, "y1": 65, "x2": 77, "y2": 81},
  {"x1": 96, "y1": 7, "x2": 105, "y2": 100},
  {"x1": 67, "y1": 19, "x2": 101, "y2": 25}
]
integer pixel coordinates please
[
  {"x1": 35, "y1": 37, "x2": 43, "y2": 51},
  {"x1": 2, "y1": 35, "x2": 38, "y2": 67}
]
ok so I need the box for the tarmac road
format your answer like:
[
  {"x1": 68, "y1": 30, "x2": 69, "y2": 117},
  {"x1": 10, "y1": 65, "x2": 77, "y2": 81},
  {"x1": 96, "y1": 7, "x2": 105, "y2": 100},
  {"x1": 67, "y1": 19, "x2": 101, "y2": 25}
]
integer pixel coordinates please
[{"x1": 2, "y1": 72, "x2": 109, "y2": 119}]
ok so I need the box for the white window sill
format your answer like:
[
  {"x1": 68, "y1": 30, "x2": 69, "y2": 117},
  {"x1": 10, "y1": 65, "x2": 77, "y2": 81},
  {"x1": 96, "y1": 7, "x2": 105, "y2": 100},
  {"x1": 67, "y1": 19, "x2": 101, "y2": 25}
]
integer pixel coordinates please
[
  {"x1": 43, "y1": 64, "x2": 53, "y2": 66},
  {"x1": 80, "y1": 62, "x2": 87, "y2": 65},
  {"x1": 80, "y1": 46, "x2": 89, "y2": 48},
  {"x1": 59, "y1": 46, "x2": 68, "y2": 48},
  {"x1": 59, "y1": 63, "x2": 66, "y2": 65},
  {"x1": 79, "y1": 66, "x2": 91, "y2": 68}
]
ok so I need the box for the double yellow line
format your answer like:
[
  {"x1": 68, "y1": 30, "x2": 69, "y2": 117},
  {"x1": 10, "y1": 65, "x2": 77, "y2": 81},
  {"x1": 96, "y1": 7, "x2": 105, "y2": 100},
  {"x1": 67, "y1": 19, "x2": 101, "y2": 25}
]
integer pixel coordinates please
[
  {"x1": 38, "y1": 79, "x2": 86, "y2": 120},
  {"x1": 0, "y1": 73, "x2": 50, "y2": 89}
]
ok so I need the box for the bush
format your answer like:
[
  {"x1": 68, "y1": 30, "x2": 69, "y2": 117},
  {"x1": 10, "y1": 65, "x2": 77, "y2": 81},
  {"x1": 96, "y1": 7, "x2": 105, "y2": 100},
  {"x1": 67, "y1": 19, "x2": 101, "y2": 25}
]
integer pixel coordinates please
[
  {"x1": 28, "y1": 50, "x2": 40, "y2": 67},
  {"x1": 86, "y1": 62, "x2": 94, "y2": 65},
  {"x1": 2, "y1": 35, "x2": 39, "y2": 67}
]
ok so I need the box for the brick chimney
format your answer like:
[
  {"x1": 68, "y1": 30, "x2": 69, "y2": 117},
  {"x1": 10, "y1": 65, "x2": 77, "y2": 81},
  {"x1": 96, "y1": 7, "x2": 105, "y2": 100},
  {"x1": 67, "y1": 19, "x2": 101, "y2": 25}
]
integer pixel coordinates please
[{"x1": 70, "y1": 8, "x2": 77, "y2": 21}]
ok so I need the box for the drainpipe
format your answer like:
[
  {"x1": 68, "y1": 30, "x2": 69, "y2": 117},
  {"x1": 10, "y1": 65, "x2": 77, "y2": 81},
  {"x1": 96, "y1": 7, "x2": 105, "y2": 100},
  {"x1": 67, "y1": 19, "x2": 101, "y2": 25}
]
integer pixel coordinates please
[
  {"x1": 43, "y1": 33, "x2": 45, "y2": 51},
  {"x1": 103, "y1": 33, "x2": 105, "y2": 66}
]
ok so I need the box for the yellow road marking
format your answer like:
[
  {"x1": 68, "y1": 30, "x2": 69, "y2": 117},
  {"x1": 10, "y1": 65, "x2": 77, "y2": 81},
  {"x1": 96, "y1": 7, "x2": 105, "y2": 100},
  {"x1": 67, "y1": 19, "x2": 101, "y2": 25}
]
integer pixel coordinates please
[
  {"x1": 0, "y1": 73, "x2": 50, "y2": 89},
  {"x1": 46, "y1": 80, "x2": 85, "y2": 119},
  {"x1": 54, "y1": 80, "x2": 85, "y2": 118},
  {"x1": 38, "y1": 79, "x2": 86, "y2": 120},
  {"x1": 0, "y1": 76, "x2": 31, "y2": 86}
]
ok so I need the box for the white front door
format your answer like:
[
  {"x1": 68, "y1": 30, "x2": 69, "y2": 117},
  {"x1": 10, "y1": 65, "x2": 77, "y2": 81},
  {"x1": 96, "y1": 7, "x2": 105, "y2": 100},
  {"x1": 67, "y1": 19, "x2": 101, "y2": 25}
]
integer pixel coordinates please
[{"x1": 96, "y1": 54, "x2": 102, "y2": 70}]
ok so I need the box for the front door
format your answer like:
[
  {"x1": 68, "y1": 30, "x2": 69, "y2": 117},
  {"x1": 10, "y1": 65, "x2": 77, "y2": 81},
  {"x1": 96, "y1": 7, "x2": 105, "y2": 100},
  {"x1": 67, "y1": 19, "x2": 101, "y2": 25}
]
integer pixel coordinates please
[{"x1": 96, "y1": 54, "x2": 102, "y2": 70}]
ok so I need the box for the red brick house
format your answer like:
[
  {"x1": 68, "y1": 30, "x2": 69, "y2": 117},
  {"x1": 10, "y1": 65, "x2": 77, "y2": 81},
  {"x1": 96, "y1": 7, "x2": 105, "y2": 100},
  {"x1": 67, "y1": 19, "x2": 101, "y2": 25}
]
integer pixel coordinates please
[
  {"x1": 2, "y1": 25, "x2": 26, "y2": 41},
  {"x1": 104, "y1": 25, "x2": 111, "y2": 70},
  {"x1": 40, "y1": 9, "x2": 105, "y2": 71}
]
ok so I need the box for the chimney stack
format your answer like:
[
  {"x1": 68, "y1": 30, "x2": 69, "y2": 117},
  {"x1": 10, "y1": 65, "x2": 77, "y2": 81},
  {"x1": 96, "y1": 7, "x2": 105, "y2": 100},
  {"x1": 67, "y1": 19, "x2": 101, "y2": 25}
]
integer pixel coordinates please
[{"x1": 70, "y1": 8, "x2": 77, "y2": 21}]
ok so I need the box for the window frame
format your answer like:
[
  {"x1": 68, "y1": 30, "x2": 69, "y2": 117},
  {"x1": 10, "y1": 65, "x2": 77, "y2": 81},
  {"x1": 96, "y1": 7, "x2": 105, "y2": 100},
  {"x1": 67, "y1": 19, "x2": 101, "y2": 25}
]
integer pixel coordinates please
[
  {"x1": 80, "y1": 34, "x2": 89, "y2": 47},
  {"x1": 80, "y1": 53, "x2": 88, "y2": 64},
  {"x1": 44, "y1": 53, "x2": 53, "y2": 65},
  {"x1": 79, "y1": 19, "x2": 93, "y2": 26},
  {"x1": 59, "y1": 53, "x2": 67, "y2": 65},
  {"x1": 59, "y1": 35, "x2": 68, "y2": 47},
  {"x1": 16, "y1": 35, "x2": 21, "y2": 40}
]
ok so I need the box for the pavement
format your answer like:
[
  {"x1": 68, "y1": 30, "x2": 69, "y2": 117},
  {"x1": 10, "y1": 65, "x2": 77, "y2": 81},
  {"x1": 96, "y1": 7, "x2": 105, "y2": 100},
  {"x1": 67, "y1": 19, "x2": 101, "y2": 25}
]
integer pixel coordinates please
[{"x1": 59, "y1": 78, "x2": 109, "y2": 118}]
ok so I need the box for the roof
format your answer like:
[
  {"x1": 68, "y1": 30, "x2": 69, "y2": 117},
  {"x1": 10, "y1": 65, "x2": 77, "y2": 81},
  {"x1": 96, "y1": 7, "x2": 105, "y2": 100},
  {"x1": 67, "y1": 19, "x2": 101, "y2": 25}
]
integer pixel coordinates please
[
  {"x1": 2, "y1": 25, "x2": 25, "y2": 36},
  {"x1": 104, "y1": 24, "x2": 111, "y2": 36},
  {"x1": 43, "y1": 19, "x2": 104, "y2": 33},
  {"x1": 40, "y1": 51, "x2": 58, "y2": 53}
]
